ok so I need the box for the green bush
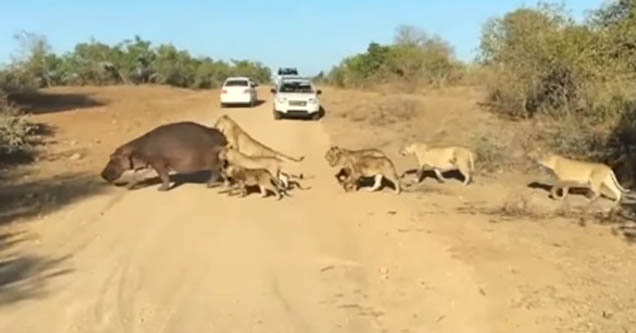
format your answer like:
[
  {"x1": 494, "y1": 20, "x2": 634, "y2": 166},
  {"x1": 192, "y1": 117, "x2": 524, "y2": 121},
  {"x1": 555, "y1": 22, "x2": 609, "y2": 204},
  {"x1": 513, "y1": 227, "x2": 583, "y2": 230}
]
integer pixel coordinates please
[
  {"x1": 0, "y1": 33, "x2": 273, "y2": 159},
  {"x1": 327, "y1": 25, "x2": 463, "y2": 90},
  {"x1": 0, "y1": 90, "x2": 32, "y2": 157},
  {"x1": 0, "y1": 34, "x2": 272, "y2": 92},
  {"x1": 478, "y1": 1, "x2": 636, "y2": 160}
]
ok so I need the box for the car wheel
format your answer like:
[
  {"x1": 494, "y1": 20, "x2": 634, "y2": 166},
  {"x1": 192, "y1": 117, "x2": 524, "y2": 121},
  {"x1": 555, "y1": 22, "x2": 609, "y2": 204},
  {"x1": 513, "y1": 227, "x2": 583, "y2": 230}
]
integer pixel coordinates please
[
  {"x1": 312, "y1": 112, "x2": 321, "y2": 121},
  {"x1": 274, "y1": 110, "x2": 282, "y2": 120},
  {"x1": 220, "y1": 102, "x2": 225, "y2": 108}
]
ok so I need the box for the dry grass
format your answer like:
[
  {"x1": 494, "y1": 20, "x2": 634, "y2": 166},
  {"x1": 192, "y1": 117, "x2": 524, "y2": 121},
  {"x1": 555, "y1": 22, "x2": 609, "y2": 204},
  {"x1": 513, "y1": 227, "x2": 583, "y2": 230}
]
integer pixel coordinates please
[
  {"x1": 0, "y1": 91, "x2": 33, "y2": 159},
  {"x1": 455, "y1": 188, "x2": 636, "y2": 243},
  {"x1": 457, "y1": 191, "x2": 549, "y2": 221},
  {"x1": 470, "y1": 130, "x2": 510, "y2": 174},
  {"x1": 367, "y1": 97, "x2": 419, "y2": 127},
  {"x1": 478, "y1": 3, "x2": 636, "y2": 162}
]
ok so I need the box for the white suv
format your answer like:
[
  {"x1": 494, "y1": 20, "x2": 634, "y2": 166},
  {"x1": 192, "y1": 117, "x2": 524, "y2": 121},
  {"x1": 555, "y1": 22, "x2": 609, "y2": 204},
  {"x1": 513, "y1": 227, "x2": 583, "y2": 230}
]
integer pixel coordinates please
[
  {"x1": 220, "y1": 77, "x2": 258, "y2": 107},
  {"x1": 270, "y1": 78, "x2": 322, "y2": 120},
  {"x1": 274, "y1": 67, "x2": 300, "y2": 87}
]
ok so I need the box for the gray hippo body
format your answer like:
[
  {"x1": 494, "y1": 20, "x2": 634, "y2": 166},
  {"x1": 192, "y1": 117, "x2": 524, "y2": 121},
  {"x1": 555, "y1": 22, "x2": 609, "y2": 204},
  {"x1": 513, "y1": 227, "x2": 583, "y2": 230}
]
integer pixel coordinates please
[{"x1": 101, "y1": 121, "x2": 228, "y2": 191}]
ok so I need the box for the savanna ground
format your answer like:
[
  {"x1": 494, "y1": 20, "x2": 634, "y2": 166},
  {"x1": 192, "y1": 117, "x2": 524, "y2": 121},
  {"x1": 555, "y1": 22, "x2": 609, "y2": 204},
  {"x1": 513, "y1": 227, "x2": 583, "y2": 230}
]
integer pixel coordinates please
[{"x1": 1, "y1": 85, "x2": 636, "y2": 332}]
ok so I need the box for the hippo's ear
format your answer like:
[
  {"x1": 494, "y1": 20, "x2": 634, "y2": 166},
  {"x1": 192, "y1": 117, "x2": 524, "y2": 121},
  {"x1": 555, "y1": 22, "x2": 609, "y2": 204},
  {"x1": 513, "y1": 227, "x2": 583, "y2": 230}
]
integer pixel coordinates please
[
  {"x1": 124, "y1": 154, "x2": 134, "y2": 169},
  {"x1": 113, "y1": 150, "x2": 133, "y2": 169}
]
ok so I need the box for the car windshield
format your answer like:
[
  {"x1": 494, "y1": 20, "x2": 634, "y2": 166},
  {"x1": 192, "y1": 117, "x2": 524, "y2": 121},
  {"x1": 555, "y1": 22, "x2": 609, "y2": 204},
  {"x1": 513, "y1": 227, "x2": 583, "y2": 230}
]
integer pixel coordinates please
[
  {"x1": 280, "y1": 82, "x2": 314, "y2": 93},
  {"x1": 278, "y1": 68, "x2": 298, "y2": 75},
  {"x1": 224, "y1": 80, "x2": 248, "y2": 87}
]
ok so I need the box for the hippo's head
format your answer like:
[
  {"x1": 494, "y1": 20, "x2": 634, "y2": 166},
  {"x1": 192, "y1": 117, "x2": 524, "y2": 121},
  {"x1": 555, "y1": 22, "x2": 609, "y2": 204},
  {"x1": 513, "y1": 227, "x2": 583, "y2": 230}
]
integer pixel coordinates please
[{"x1": 100, "y1": 147, "x2": 133, "y2": 183}]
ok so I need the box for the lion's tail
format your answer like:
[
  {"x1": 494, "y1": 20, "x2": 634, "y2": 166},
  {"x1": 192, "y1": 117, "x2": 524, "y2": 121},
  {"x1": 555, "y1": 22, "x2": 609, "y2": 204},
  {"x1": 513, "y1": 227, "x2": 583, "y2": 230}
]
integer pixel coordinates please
[
  {"x1": 464, "y1": 149, "x2": 475, "y2": 172},
  {"x1": 288, "y1": 172, "x2": 304, "y2": 180},
  {"x1": 609, "y1": 169, "x2": 630, "y2": 193},
  {"x1": 277, "y1": 152, "x2": 305, "y2": 163}
]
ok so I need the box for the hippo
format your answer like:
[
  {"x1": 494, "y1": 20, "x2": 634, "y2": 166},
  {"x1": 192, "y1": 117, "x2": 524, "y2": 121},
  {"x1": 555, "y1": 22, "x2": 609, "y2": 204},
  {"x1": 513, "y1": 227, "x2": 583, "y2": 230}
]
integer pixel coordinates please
[{"x1": 101, "y1": 121, "x2": 228, "y2": 191}]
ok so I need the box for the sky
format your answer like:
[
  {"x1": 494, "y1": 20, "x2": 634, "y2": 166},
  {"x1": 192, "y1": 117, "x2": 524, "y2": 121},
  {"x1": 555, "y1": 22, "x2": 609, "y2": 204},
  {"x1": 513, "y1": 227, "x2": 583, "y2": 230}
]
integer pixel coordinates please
[{"x1": 0, "y1": 0, "x2": 606, "y2": 76}]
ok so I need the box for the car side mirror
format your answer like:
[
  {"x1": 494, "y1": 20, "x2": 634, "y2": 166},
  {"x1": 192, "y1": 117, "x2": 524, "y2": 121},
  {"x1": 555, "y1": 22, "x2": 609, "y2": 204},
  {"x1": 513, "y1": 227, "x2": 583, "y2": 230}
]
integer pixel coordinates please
[
  {"x1": 270, "y1": 88, "x2": 277, "y2": 94},
  {"x1": 316, "y1": 89, "x2": 322, "y2": 95}
]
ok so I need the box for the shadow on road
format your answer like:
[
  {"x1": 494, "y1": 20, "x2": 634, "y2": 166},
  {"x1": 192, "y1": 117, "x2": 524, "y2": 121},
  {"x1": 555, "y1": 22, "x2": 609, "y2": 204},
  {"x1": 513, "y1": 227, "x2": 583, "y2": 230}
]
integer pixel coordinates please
[
  {"x1": 124, "y1": 169, "x2": 313, "y2": 196},
  {"x1": 118, "y1": 170, "x2": 214, "y2": 191},
  {"x1": 0, "y1": 173, "x2": 109, "y2": 227},
  {"x1": 0, "y1": 172, "x2": 105, "y2": 306},
  {"x1": 400, "y1": 167, "x2": 468, "y2": 184},
  {"x1": 9, "y1": 91, "x2": 105, "y2": 115},
  {"x1": 0, "y1": 247, "x2": 73, "y2": 307},
  {"x1": 221, "y1": 99, "x2": 267, "y2": 108},
  {"x1": 278, "y1": 106, "x2": 326, "y2": 122}
]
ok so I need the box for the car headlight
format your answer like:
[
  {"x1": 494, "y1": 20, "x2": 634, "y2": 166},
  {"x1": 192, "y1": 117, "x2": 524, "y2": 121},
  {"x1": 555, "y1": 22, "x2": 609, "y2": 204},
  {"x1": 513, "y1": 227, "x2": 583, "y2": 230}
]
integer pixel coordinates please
[
  {"x1": 277, "y1": 97, "x2": 287, "y2": 103},
  {"x1": 308, "y1": 98, "x2": 318, "y2": 104}
]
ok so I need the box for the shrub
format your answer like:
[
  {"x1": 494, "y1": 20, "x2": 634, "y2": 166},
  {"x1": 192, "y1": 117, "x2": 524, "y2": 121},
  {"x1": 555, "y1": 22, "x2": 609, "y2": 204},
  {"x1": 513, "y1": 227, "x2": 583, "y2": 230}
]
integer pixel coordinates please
[
  {"x1": 327, "y1": 25, "x2": 464, "y2": 90},
  {"x1": 0, "y1": 34, "x2": 272, "y2": 91},
  {"x1": 470, "y1": 130, "x2": 510, "y2": 173},
  {"x1": 478, "y1": 1, "x2": 636, "y2": 161},
  {"x1": 0, "y1": 90, "x2": 32, "y2": 157}
]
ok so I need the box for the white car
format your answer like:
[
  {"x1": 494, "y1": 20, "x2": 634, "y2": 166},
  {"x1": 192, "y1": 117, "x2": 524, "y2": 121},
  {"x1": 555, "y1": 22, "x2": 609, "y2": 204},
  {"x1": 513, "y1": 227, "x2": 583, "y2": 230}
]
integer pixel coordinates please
[
  {"x1": 274, "y1": 67, "x2": 300, "y2": 87},
  {"x1": 220, "y1": 77, "x2": 258, "y2": 107},
  {"x1": 270, "y1": 78, "x2": 322, "y2": 120}
]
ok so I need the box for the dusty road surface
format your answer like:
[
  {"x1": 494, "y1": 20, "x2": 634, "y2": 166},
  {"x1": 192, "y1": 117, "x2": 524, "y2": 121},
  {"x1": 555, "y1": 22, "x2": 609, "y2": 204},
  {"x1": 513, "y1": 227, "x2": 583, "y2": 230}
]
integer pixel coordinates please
[{"x1": 1, "y1": 86, "x2": 636, "y2": 332}]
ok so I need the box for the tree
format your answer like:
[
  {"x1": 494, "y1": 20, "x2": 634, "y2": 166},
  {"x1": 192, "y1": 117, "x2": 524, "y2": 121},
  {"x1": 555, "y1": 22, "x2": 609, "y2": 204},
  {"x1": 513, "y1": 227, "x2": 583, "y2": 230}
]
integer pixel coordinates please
[{"x1": 11, "y1": 31, "x2": 56, "y2": 88}]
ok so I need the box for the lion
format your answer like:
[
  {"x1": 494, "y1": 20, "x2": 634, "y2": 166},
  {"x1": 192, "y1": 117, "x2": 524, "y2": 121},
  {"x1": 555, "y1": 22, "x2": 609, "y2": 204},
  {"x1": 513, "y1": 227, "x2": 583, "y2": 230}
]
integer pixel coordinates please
[
  {"x1": 218, "y1": 163, "x2": 290, "y2": 200},
  {"x1": 325, "y1": 146, "x2": 386, "y2": 161},
  {"x1": 325, "y1": 146, "x2": 386, "y2": 190},
  {"x1": 325, "y1": 146, "x2": 401, "y2": 194},
  {"x1": 217, "y1": 145, "x2": 308, "y2": 190},
  {"x1": 398, "y1": 142, "x2": 475, "y2": 186},
  {"x1": 214, "y1": 115, "x2": 304, "y2": 162},
  {"x1": 537, "y1": 153, "x2": 630, "y2": 204}
]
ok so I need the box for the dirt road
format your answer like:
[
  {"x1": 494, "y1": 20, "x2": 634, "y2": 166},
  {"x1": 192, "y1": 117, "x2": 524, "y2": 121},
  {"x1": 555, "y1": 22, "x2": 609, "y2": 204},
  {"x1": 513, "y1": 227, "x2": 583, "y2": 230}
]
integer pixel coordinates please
[
  {"x1": 2, "y1": 86, "x2": 636, "y2": 332},
  {"x1": 0, "y1": 94, "x2": 493, "y2": 332}
]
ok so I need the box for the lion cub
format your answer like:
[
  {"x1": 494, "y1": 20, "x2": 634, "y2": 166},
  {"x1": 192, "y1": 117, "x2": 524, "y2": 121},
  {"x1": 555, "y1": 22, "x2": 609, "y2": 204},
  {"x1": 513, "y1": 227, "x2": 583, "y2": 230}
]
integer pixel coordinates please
[
  {"x1": 218, "y1": 145, "x2": 304, "y2": 190},
  {"x1": 220, "y1": 163, "x2": 288, "y2": 200},
  {"x1": 325, "y1": 146, "x2": 386, "y2": 160},
  {"x1": 399, "y1": 143, "x2": 475, "y2": 185},
  {"x1": 537, "y1": 154, "x2": 630, "y2": 204},
  {"x1": 325, "y1": 146, "x2": 401, "y2": 194},
  {"x1": 326, "y1": 146, "x2": 386, "y2": 191}
]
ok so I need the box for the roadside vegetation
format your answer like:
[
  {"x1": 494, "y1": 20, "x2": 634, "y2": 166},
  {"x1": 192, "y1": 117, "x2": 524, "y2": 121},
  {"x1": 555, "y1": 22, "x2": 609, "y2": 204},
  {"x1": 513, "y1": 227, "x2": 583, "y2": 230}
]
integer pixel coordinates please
[
  {"x1": 478, "y1": 1, "x2": 636, "y2": 163},
  {"x1": 0, "y1": 33, "x2": 271, "y2": 160},
  {"x1": 3, "y1": 1, "x2": 636, "y2": 171},
  {"x1": 326, "y1": 25, "x2": 464, "y2": 91},
  {"x1": 0, "y1": 32, "x2": 271, "y2": 92},
  {"x1": 0, "y1": 90, "x2": 32, "y2": 161},
  {"x1": 325, "y1": 1, "x2": 636, "y2": 171}
]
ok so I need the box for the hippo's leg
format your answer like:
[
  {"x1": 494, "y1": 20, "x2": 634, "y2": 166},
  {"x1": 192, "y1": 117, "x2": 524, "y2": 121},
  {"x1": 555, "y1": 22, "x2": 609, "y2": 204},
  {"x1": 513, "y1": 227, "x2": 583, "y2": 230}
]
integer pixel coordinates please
[
  {"x1": 127, "y1": 169, "x2": 138, "y2": 190},
  {"x1": 150, "y1": 162, "x2": 171, "y2": 191},
  {"x1": 207, "y1": 152, "x2": 227, "y2": 188},
  {"x1": 207, "y1": 173, "x2": 220, "y2": 188},
  {"x1": 127, "y1": 168, "x2": 149, "y2": 190},
  {"x1": 207, "y1": 167, "x2": 226, "y2": 188}
]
